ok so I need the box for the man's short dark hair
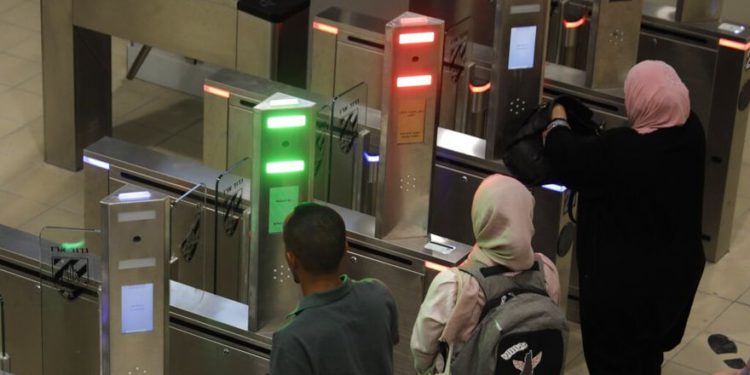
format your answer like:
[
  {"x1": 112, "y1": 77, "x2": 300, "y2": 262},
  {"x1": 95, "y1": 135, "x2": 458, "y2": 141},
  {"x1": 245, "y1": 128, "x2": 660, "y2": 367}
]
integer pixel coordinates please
[{"x1": 283, "y1": 203, "x2": 346, "y2": 275}]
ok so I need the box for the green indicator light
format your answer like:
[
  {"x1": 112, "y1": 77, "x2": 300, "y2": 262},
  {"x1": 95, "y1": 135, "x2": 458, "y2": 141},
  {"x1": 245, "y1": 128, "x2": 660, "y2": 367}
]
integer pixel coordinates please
[
  {"x1": 60, "y1": 240, "x2": 85, "y2": 252},
  {"x1": 266, "y1": 160, "x2": 305, "y2": 174},
  {"x1": 267, "y1": 115, "x2": 306, "y2": 129}
]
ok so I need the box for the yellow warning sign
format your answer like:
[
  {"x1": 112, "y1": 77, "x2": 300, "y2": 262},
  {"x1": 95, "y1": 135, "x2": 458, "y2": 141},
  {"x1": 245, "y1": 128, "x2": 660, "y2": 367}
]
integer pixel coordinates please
[{"x1": 397, "y1": 99, "x2": 426, "y2": 144}]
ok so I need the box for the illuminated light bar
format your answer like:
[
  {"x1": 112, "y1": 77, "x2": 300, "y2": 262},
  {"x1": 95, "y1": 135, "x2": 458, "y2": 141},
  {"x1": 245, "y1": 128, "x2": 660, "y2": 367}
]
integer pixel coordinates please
[
  {"x1": 82, "y1": 155, "x2": 110, "y2": 170},
  {"x1": 269, "y1": 98, "x2": 299, "y2": 107},
  {"x1": 542, "y1": 184, "x2": 567, "y2": 193},
  {"x1": 400, "y1": 16, "x2": 428, "y2": 25},
  {"x1": 563, "y1": 16, "x2": 587, "y2": 29},
  {"x1": 60, "y1": 240, "x2": 85, "y2": 252},
  {"x1": 364, "y1": 152, "x2": 380, "y2": 163},
  {"x1": 313, "y1": 21, "x2": 339, "y2": 35},
  {"x1": 118, "y1": 191, "x2": 152, "y2": 201},
  {"x1": 718, "y1": 38, "x2": 750, "y2": 51},
  {"x1": 396, "y1": 74, "x2": 432, "y2": 88},
  {"x1": 399, "y1": 32, "x2": 435, "y2": 44},
  {"x1": 203, "y1": 84, "x2": 230, "y2": 98},
  {"x1": 469, "y1": 82, "x2": 492, "y2": 94},
  {"x1": 425, "y1": 261, "x2": 449, "y2": 272},
  {"x1": 267, "y1": 115, "x2": 306, "y2": 129},
  {"x1": 266, "y1": 160, "x2": 305, "y2": 174}
]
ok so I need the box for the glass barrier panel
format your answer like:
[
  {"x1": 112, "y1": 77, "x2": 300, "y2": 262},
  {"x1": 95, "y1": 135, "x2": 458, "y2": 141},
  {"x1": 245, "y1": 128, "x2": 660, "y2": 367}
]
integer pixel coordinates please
[
  {"x1": 213, "y1": 159, "x2": 251, "y2": 303},
  {"x1": 325, "y1": 82, "x2": 371, "y2": 213},
  {"x1": 313, "y1": 100, "x2": 334, "y2": 203},
  {"x1": 168, "y1": 183, "x2": 209, "y2": 296}
]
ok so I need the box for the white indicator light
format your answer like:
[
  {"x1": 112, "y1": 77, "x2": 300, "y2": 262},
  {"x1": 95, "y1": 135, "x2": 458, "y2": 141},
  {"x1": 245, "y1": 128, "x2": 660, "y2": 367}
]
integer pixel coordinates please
[
  {"x1": 542, "y1": 184, "x2": 567, "y2": 193},
  {"x1": 400, "y1": 16, "x2": 428, "y2": 25},
  {"x1": 267, "y1": 115, "x2": 306, "y2": 129},
  {"x1": 364, "y1": 152, "x2": 380, "y2": 163},
  {"x1": 396, "y1": 74, "x2": 432, "y2": 88},
  {"x1": 269, "y1": 98, "x2": 299, "y2": 107},
  {"x1": 266, "y1": 160, "x2": 305, "y2": 174},
  {"x1": 719, "y1": 23, "x2": 746, "y2": 35},
  {"x1": 313, "y1": 21, "x2": 339, "y2": 35},
  {"x1": 118, "y1": 191, "x2": 152, "y2": 201},
  {"x1": 203, "y1": 84, "x2": 230, "y2": 98},
  {"x1": 82, "y1": 156, "x2": 110, "y2": 170},
  {"x1": 399, "y1": 32, "x2": 435, "y2": 44}
]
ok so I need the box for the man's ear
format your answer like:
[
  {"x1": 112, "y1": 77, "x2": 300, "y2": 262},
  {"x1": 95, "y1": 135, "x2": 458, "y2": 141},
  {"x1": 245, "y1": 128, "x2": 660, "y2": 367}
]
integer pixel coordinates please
[
  {"x1": 286, "y1": 250, "x2": 296, "y2": 270},
  {"x1": 286, "y1": 250, "x2": 301, "y2": 283}
]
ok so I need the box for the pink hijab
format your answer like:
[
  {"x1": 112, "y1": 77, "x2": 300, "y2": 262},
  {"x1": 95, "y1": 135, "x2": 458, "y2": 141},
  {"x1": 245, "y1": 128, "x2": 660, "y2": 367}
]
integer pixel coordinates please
[{"x1": 624, "y1": 60, "x2": 690, "y2": 134}]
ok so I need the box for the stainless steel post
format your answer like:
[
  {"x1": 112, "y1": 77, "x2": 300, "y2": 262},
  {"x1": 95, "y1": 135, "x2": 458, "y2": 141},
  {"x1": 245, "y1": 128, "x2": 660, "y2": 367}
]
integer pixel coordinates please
[
  {"x1": 675, "y1": 0, "x2": 722, "y2": 22},
  {"x1": 202, "y1": 69, "x2": 329, "y2": 178},
  {"x1": 309, "y1": 7, "x2": 388, "y2": 110},
  {"x1": 485, "y1": 0, "x2": 550, "y2": 159},
  {"x1": 375, "y1": 12, "x2": 444, "y2": 240},
  {"x1": 700, "y1": 38, "x2": 750, "y2": 262},
  {"x1": 584, "y1": 0, "x2": 643, "y2": 88},
  {"x1": 637, "y1": 13, "x2": 750, "y2": 262},
  {"x1": 249, "y1": 93, "x2": 316, "y2": 331},
  {"x1": 100, "y1": 186, "x2": 170, "y2": 375}
]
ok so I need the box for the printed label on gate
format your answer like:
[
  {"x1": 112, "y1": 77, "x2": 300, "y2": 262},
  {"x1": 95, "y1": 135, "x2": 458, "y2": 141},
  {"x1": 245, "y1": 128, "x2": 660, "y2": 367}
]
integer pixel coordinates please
[
  {"x1": 397, "y1": 99, "x2": 426, "y2": 144},
  {"x1": 269, "y1": 185, "x2": 299, "y2": 234}
]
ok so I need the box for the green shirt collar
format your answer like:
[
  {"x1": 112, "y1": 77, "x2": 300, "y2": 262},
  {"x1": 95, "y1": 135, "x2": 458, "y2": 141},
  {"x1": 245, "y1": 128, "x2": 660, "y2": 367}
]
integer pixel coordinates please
[{"x1": 289, "y1": 274, "x2": 352, "y2": 317}]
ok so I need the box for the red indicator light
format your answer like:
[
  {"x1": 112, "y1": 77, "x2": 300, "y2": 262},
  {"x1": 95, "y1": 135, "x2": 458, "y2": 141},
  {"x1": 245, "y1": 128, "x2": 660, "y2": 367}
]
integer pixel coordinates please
[
  {"x1": 425, "y1": 261, "x2": 448, "y2": 272},
  {"x1": 563, "y1": 16, "x2": 587, "y2": 29},
  {"x1": 399, "y1": 32, "x2": 435, "y2": 44},
  {"x1": 396, "y1": 75, "x2": 432, "y2": 88},
  {"x1": 469, "y1": 82, "x2": 491, "y2": 93},
  {"x1": 203, "y1": 84, "x2": 230, "y2": 98},
  {"x1": 313, "y1": 21, "x2": 339, "y2": 35},
  {"x1": 719, "y1": 38, "x2": 750, "y2": 51}
]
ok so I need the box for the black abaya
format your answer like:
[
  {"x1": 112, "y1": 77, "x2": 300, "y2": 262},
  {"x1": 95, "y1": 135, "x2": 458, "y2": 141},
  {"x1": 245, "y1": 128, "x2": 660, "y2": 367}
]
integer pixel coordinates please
[{"x1": 544, "y1": 113, "x2": 706, "y2": 375}]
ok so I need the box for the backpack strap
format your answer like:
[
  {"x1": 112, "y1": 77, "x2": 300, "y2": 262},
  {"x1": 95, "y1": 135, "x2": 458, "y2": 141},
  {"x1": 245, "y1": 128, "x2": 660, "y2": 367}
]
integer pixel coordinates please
[
  {"x1": 459, "y1": 261, "x2": 549, "y2": 319},
  {"x1": 436, "y1": 268, "x2": 465, "y2": 374}
]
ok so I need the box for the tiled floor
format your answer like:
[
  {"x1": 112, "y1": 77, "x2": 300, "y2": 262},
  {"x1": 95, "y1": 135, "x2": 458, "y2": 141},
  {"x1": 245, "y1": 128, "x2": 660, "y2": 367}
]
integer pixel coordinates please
[{"x1": 0, "y1": 1, "x2": 748, "y2": 374}]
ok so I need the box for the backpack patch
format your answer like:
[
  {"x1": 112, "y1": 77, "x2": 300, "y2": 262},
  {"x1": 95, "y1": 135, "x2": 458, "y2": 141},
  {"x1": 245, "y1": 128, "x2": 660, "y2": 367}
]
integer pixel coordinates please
[
  {"x1": 448, "y1": 263, "x2": 568, "y2": 375},
  {"x1": 496, "y1": 330, "x2": 563, "y2": 375}
]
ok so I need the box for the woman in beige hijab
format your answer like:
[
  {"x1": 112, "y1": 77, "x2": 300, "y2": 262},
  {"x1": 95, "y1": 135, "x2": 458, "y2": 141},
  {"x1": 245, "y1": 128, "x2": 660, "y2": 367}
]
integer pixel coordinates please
[{"x1": 410, "y1": 174, "x2": 560, "y2": 374}]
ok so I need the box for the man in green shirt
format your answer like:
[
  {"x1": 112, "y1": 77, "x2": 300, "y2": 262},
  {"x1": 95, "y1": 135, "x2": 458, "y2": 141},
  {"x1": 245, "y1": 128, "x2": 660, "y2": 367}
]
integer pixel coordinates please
[{"x1": 270, "y1": 203, "x2": 399, "y2": 375}]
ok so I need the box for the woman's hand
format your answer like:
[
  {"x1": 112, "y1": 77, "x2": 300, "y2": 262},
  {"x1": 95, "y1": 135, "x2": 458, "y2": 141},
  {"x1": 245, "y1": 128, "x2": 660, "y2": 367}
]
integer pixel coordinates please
[
  {"x1": 543, "y1": 105, "x2": 571, "y2": 145},
  {"x1": 552, "y1": 104, "x2": 567, "y2": 120}
]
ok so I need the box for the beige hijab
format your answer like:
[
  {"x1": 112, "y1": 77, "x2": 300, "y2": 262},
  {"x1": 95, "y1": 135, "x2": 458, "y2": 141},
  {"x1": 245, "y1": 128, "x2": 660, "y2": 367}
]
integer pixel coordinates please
[{"x1": 468, "y1": 174, "x2": 535, "y2": 271}]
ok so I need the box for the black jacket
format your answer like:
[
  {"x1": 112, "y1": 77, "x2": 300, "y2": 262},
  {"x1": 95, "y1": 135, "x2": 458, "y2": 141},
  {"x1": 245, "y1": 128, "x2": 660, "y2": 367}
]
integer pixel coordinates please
[{"x1": 544, "y1": 113, "x2": 705, "y2": 350}]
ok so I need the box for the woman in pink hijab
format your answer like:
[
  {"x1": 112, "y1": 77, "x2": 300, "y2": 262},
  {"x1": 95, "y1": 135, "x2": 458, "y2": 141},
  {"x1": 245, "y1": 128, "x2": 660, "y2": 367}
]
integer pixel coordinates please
[{"x1": 543, "y1": 60, "x2": 706, "y2": 375}]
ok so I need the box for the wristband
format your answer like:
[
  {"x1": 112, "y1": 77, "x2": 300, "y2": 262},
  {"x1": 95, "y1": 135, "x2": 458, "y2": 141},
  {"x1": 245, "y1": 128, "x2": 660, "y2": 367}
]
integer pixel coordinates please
[{"x1": 543, "y1": 119, "x2": 571, "y2": 145}]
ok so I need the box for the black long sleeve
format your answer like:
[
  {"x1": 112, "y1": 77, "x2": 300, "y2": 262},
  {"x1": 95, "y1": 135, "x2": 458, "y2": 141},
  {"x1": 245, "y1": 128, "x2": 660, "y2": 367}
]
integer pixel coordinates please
[{"x1": 544, "y1": 126, "x2": 611, "y2": 193}]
